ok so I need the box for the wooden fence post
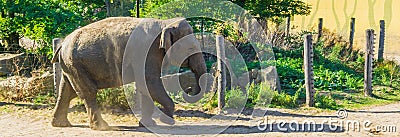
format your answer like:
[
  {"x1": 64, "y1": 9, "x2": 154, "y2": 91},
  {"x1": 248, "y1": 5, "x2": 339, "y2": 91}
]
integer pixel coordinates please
[
  {"x1": 136, "y1": 0, "x2": 140, "y2": 18},
  {"x1": 285, "y1": 16, "x2": 291, "y2": 37},
  {"x1": 378, "y1": 20, "x2": 385, "y2": 61},
  {"x1": 216, "y1": 35, "x2": 226, "y2": 110},
  {"x1": 364, "y1": 29, "x2": 375, "y2": 97},
  {"x1": 53, "y1": 38, "x2": 62, "y2": 99},
  {"x1": 304, "y1": 34, "x2": 315, "y2": 107},
  {"x1": 349, "y1": 18, "x2": 356, "y2": 50},
  {"x1": 317, "y1": 18, "x2": 323, "y2": 41},
  {"x1": 201, "y1": 19, "x2": 205, "y2": 48}
]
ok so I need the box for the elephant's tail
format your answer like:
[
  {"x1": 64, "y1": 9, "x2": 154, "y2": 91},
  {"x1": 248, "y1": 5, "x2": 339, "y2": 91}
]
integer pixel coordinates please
[{"x1": 51, "y1": 45, "x2": 62, "y2": 63}]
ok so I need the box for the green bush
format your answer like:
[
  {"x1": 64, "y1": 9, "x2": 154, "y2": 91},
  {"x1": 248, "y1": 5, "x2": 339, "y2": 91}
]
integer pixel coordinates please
[
  {"x1": 273, "y1": 30, "x2": 367, "y2": 93},
  {"x1": 270, "y1": 91, "x2": 299, "y2": 108},
  {"x1": 225, "y1": 88, "x2": 247, "y2": 109},
  {"x1": 246, "y1": 82, "x2": 274, "y2": 108},
  {"x1": 201, "y1": 92, "x2": 219, "y2": 111},
  {"x1": 374, "y1": 61, "x2": 400, "y2": 87},
  {"x1": 1, "y1": 0, "x2": 107, "y2": 56},
  {"x1": 314, "y1": 92, "x2": 339, "y2": 110},
  {"x1": 256, "y1": 85, "x2": 274, "y2": 107},
  {"x1": 97, "y1": 87, "x2": 129, "y2": 110}
]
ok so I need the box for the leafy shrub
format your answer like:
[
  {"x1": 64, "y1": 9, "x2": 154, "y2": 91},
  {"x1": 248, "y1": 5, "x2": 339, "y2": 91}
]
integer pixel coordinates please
[
  {"x1": 246, "y1": 83, "x2": 260, "y2": 108},
  {"x1": 246, "y1": 82, "x2": 274, "y2": 108},
  {"x1": 256, "y1": 85, "x2": 274, "y2": 107},
  {"x1": 314, "y1": 67, "x2": 363, "y2": 91},
  {"x1": 1, "y1": 0, "x2": 108, "y2": 56},
  {"x1": 201, "y1": 92, "x2": 219, "y2": 111},
  {"x1": 225, "y1": 88, "x2": 247, "y2": 109},
  {"x1": 315, "y1": 92, "x2": 339, "y2": 110},
  {"x1": 270, "y1": 91, "x2": 299, "y2": 108},
  {"x1": 200, "y1": 82, "x2": 276, "y2": 109},
  {"x1": 273, "y1": 29, "x2": 366, "y2": 93},
  {"x1": 374, "y1": 61, "x2": 400, "y2": 87},
  {"x1": 97, "y1": 87, "x2": 129, "y2": 110}
]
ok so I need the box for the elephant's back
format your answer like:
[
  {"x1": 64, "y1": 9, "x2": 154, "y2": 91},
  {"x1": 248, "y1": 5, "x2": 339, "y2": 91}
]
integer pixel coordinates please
[
  {"x1": 62, "y1": 17, "x2": 143, "y2": 63},
  {"x1": 61, "y1": 17, "x2": 145, "y2": 88},
  {"x1": 73, "y1": 17, "x2": 141, "y2": 48}
]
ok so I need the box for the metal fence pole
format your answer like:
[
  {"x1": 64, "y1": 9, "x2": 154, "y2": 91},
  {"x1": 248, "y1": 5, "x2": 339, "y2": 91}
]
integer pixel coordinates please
[
  {"x1": 304, "y1": 34, "x2": 315, "y2": 107},
  {"x1": 378, "y1": 20, "x2": 385, "y2": 61},
  {"x1": 349, "y1": 18, "x2": 356, "y2": 50},
  {"x1": 317, "y1": 18, "x2": 323, "y2": 41},
  {"x1": 136, "y1": 0, "x2": 140, "y2": 18},
  {"x1": 364, "y1": 29, "x2": 375, "y2": 97},
  {"x1": 216, "y1": 35, "x2": 226, "y2": 110}
]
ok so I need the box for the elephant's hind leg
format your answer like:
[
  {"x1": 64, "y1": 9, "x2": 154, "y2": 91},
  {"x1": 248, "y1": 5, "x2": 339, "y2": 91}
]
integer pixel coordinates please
[
  {"x1": 68, "y1": 72, "x2": 110, "y2": 130},
  {"x1": 52, "y1": 75, "x2": 77, "y2": 127}
]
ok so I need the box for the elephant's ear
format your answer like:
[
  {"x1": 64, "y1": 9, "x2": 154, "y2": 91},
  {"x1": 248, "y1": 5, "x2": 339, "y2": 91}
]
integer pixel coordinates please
[{"x1": 160, "y1": 27, "x2": 172, "y2": 51}]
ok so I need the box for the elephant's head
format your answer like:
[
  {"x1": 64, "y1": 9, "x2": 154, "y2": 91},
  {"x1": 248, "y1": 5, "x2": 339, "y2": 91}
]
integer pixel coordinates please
[{"x1": 160, "y1": 18, "x2": 208, "y2": 103}]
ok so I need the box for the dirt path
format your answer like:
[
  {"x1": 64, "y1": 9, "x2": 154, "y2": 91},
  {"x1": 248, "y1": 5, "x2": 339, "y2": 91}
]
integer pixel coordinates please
[{"x1": 0, "y1": 102, "x2": 399, "y2": 137}]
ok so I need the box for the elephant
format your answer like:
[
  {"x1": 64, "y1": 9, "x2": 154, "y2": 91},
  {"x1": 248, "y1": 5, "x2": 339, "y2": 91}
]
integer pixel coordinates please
[{"x1": 51, "y1": 17, "x2": 208, "y2": 130}]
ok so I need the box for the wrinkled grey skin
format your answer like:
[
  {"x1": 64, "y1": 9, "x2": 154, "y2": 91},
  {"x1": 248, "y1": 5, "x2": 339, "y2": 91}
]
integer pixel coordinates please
[{"x1": 51, "y1": 17, "x2": 207, "y2": 130}]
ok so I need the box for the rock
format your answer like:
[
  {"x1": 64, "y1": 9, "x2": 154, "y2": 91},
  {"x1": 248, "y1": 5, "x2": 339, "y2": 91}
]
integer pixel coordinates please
[
  {"x1": 228, "y1": 66, "x2": 281, "y2": 92},
  {"x1": 0, "y1": 53, "x2": 23, "y2": 76},
  {"x1": 0, "y1": 68, "x2": 8, "y2": 76},
  {"x1": 0, "y1": 53, "x2": 33, "y2": 77}
]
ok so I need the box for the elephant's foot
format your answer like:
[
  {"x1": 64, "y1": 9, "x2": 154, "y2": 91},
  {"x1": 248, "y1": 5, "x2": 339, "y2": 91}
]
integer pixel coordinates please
[
  {"x1": 51, "y1": 117, "x2": 72, "y2": 127},
  {"x1": 160, "y1": 114, "x2": 175, "y2": 125},
  {"x1": 139, "y1": 118, "x2": 156, "y2": 127},
  {"x1": 90, "y1": 119, "x2": 110, "y2": 131}
]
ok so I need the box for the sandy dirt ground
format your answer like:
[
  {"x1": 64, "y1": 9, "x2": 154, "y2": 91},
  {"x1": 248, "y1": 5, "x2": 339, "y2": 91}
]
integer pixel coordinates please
[{"x1": 0, "y1": 101, "x2": 399, "y2": 137}]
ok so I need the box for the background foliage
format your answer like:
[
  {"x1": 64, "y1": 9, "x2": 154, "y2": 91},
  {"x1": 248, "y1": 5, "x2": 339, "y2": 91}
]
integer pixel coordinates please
[
  {"x1": 2, "y1": 0, "x2": 399, "y2": 112},
  {"x1": 0, "y1": 0, "x2": 311, "y2": 55}
]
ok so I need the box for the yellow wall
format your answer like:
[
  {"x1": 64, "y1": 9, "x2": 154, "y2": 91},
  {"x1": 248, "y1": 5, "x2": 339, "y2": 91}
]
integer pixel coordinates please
[{"x1": 293, "y1": 0, "x2": 399, "y2": 58}]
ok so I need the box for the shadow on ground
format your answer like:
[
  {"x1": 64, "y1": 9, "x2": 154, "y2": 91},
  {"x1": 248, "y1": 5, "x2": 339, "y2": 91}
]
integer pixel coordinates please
[
  {"x1": 346, "y1": 109, "x2": 400, "y2": 113},
  {"x1": 67, "y1": 123, "x2": 344, "y2": 135},
  {"x1": 3, "y1": 101, "x2": 396, "y2": 135},
  {"x1": 0, "y1": 101, "x2": 52, "y2": 110}
]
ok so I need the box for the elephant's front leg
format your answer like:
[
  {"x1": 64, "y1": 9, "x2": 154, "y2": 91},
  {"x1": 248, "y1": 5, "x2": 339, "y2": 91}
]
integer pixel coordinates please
[
  {"x1": 138, "y1": 93, "x2": 157, "y2": 127},
  {"x1": 147, "y1": 77, "x2": 175, "y2": 125}
]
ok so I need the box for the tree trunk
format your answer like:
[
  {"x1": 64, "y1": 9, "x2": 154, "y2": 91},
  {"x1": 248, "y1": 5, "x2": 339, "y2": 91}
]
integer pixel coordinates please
[
  {"x1": 6, "y1": 9, "x2": 20, "y2": 52},
  {"x1": 105, "y1": 0, "x2": 111, "y2": 17},
  {"x1": 136, "y1": 0, "x2": 140, "y2": 18},
  {"x1": 1, "y1": 10, "x2": 4, "y2": 17}
]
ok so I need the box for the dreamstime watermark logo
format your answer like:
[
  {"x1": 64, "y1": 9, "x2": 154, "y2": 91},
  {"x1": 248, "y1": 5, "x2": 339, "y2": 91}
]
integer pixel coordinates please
[
  {"x1": 336, "y1": 109, "x2": 348, "y2": 119},
  {"x1": 121, "y1": 0, "x2": 275, "y2": 136},
  {"x1": 254, "y1": 110, "x2": 397, "y2": 133}
]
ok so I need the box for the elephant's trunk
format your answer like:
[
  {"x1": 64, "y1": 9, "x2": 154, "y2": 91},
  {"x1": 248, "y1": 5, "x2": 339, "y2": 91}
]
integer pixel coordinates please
[
  {"x1": 190, "y1": 53, "x2": 207, "y2": 95},
  {"x1": 183, "y1": 53, "x2": 207, "y2": 103}
]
